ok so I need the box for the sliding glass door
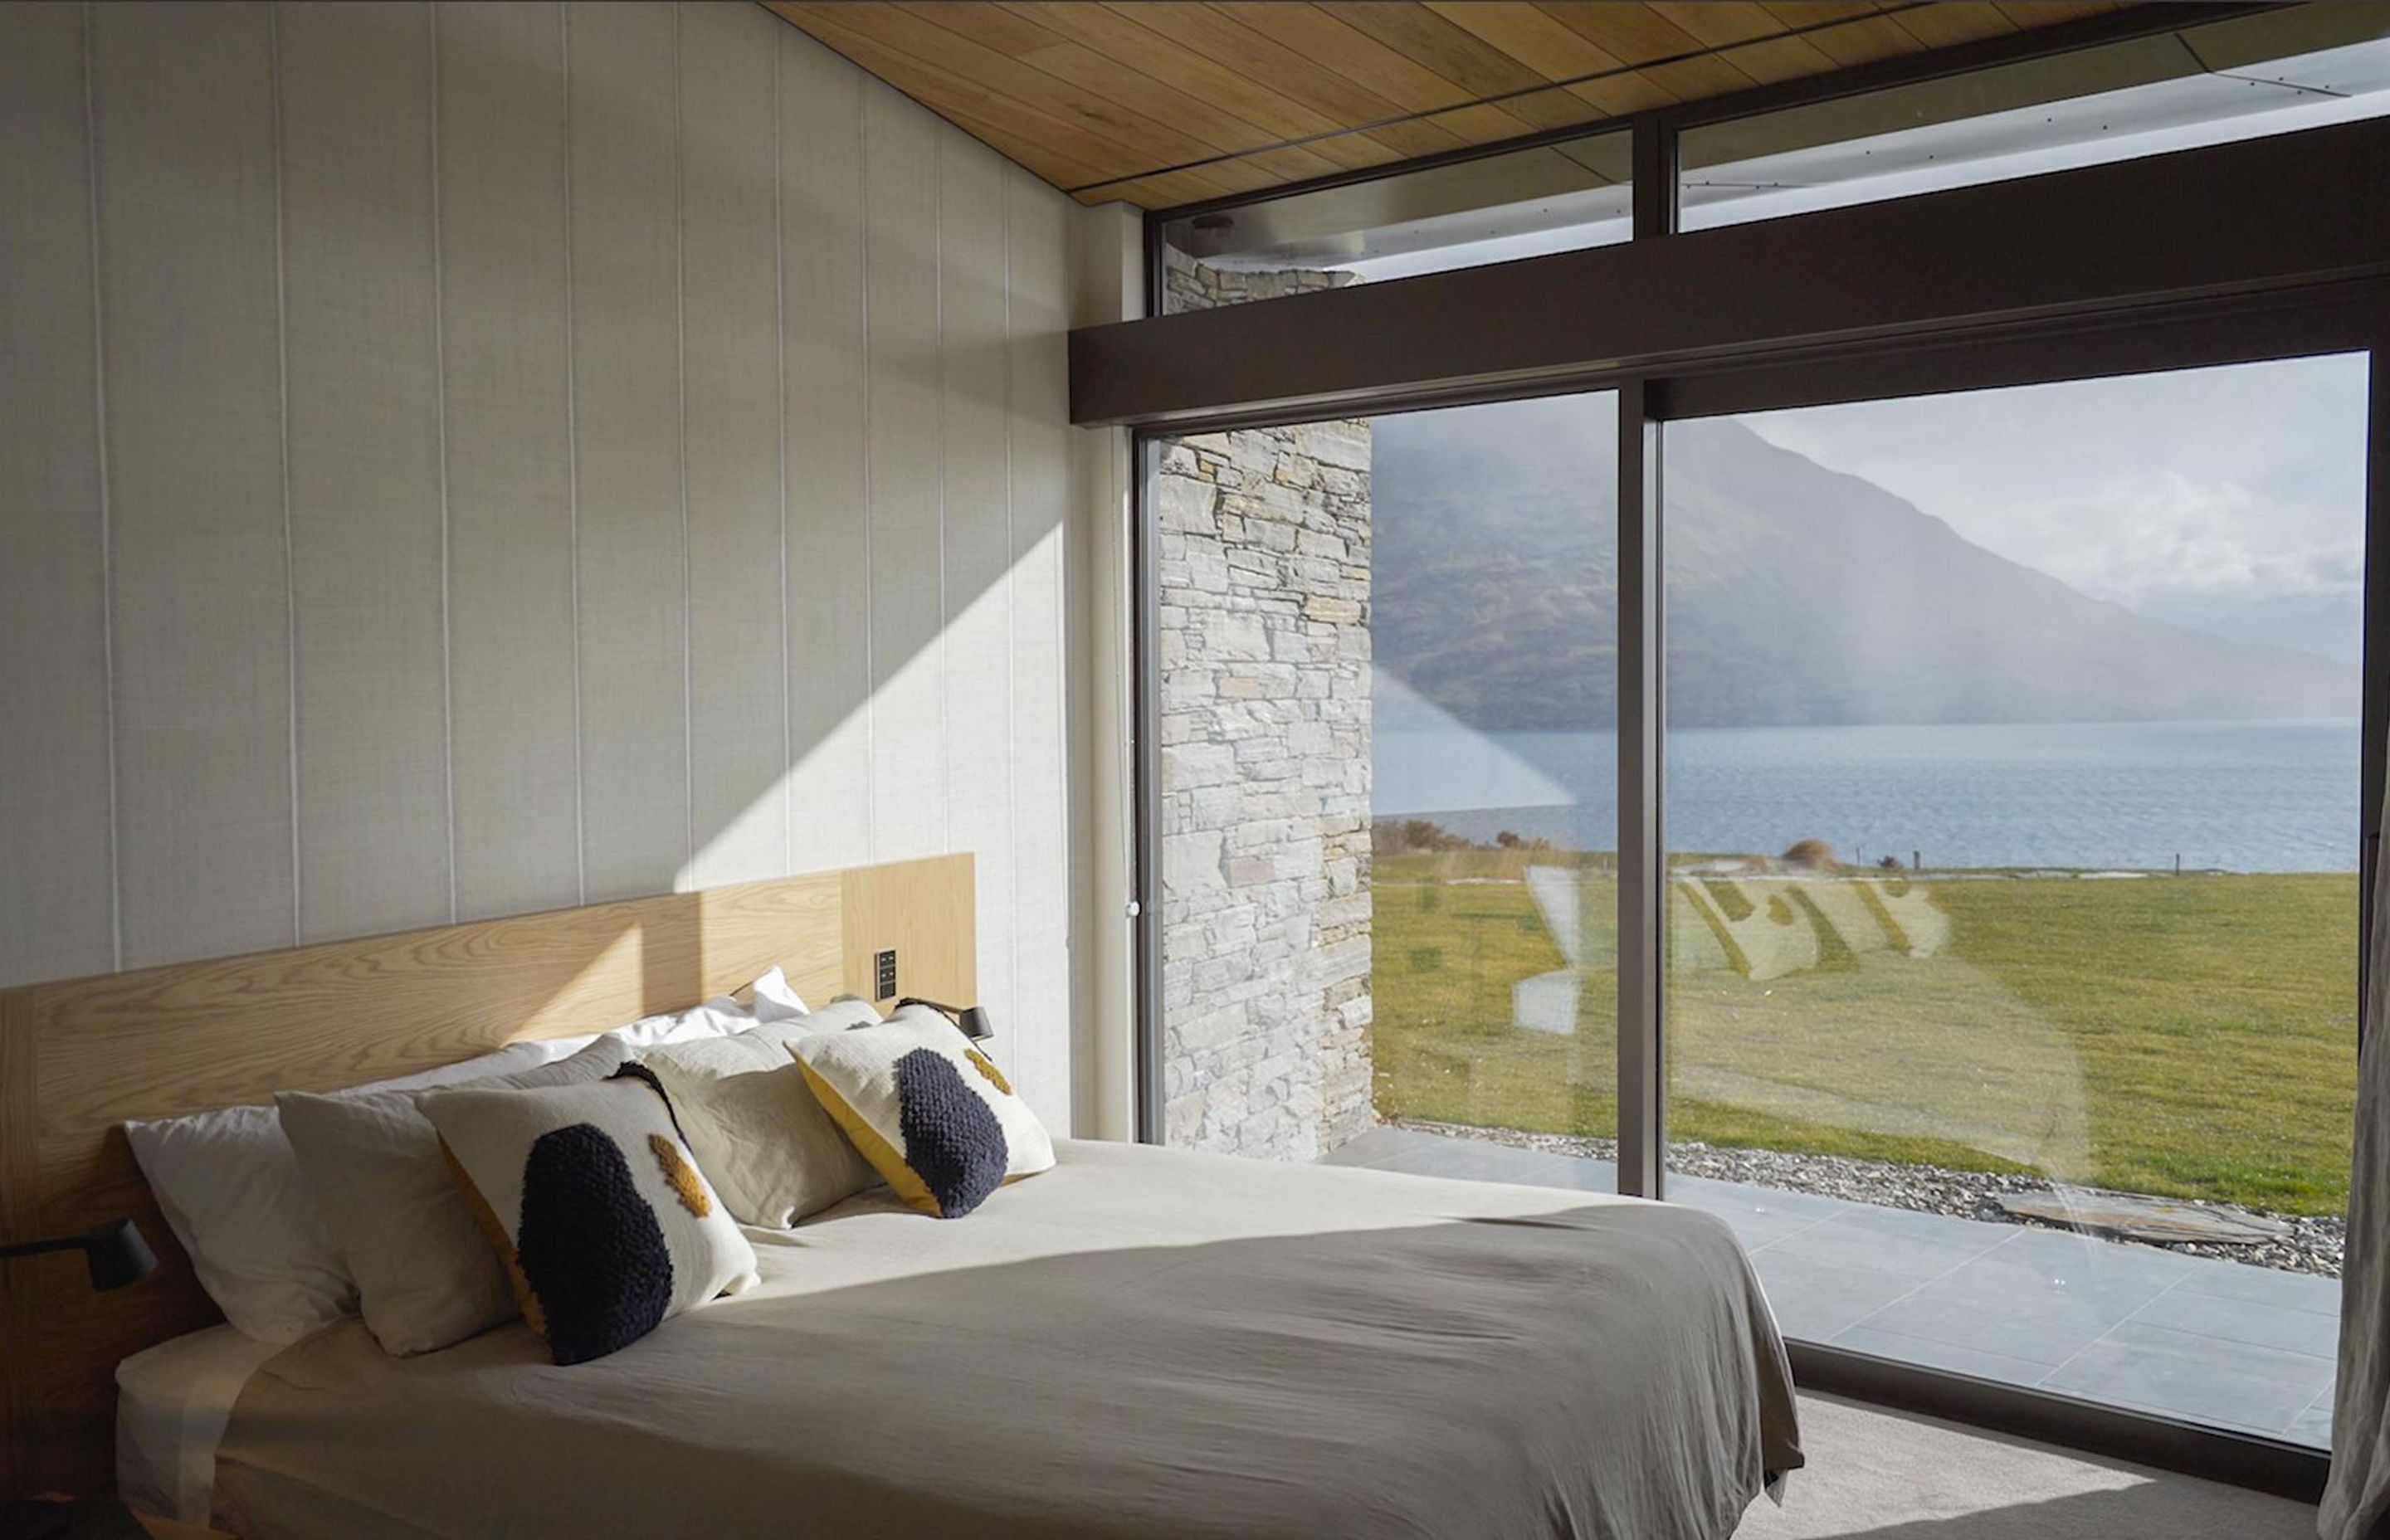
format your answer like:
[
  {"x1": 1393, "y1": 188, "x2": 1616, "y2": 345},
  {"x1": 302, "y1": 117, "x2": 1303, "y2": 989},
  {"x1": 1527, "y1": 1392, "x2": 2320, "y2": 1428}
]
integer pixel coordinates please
[
  {"x1": 1136, "y1": 333, "x2": 2378, "y2": 1469},
  {"x1": 1659, "y1": 356, "x2": 2368, "y2": 1447}
]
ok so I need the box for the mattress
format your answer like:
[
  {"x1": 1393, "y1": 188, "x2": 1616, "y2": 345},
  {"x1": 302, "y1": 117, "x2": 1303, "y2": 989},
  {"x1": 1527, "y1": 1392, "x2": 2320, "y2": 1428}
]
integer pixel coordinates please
[
  {"x1": 116, "y1": 1323, "x2": 284, "y2": 1526},
  {"x1": 216, "y1": 1138, "x2": 1802, "y2": 1540}
]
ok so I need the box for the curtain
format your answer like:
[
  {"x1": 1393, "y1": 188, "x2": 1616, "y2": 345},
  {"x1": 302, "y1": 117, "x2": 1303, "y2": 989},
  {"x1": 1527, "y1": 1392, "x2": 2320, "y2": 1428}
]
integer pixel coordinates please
[{"x1": 2324, "y1": 788, "x2": 2390, "y2": 1539}]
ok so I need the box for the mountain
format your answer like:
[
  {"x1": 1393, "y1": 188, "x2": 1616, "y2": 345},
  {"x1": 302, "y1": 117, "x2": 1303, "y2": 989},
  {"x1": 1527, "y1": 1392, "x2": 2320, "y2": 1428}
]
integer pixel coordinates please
[
  {"x1": 1371, "y1": 397, "x2": 2359, "y2": 729},
  {"x1": 2133, "y1": 591, "x2": 2363, "y2": 668}
]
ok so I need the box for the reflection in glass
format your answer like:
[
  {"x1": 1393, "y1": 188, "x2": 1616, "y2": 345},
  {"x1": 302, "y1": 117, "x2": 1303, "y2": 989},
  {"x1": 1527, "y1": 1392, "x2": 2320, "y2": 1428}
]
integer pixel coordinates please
[
  {"x1": 1682, "y1": 5, "x2": 2390, "y2": 231},
  {"x1": 1661, "y1": 357, "x2": 2366, "y2": 1449},
  {"x1": 1158, "y1": 133, "x2": 1630, "y2": 315}
]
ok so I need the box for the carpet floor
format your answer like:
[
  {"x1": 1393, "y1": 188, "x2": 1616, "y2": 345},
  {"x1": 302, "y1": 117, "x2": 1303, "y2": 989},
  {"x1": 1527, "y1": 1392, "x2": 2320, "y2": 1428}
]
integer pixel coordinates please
[{"x1": 1734, "y1": 1394, "x2": 2318, "y2": 1538}]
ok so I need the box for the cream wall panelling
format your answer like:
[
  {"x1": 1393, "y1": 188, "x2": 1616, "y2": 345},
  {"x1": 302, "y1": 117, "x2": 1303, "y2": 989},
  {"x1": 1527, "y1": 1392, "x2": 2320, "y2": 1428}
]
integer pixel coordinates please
[
  {"x1": 1008, "y1": 164, "x2": 1075, "y2": 1121},
  {"x1": 569, "y1": 0, "x2": 687, "y2": 905},
  {"x1": 681, "y1": 0, "x2": 789, "y2": 892},
  {"x1": 0, "y1": 2, "x2": 111, "y2": 986},
  {"x1": 281, "y1": 1, "x2": 451, "y2": 943},
  {"x1": 0, "y1": 0, "x2": 1082, "y2": 1129},
  {"x1": 862, "y1": 82, "x2": 948, "y2": 867},
  {"x1": 439, "y1": 0, "x2": 580, "y2": 924},
  {"x1": 779, "y1": 23, "x2": 874, "y2": 879},
  {"x1": 94, "y1": 1, "x2": 295, "y2": 968}
]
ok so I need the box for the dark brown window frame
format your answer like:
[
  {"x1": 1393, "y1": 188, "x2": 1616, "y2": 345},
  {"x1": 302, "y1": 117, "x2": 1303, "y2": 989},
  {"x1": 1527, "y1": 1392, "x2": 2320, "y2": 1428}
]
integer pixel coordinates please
[{"x1": 1100, "y1": 17, "x2": 2387, "y2": 1503}]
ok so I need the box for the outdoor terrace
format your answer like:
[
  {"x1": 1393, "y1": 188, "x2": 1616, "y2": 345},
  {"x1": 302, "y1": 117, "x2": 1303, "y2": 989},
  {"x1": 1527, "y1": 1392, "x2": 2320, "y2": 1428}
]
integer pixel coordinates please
[{"x1": 1325, "y1": 1126, "x2": 2339, "y2": 1450}]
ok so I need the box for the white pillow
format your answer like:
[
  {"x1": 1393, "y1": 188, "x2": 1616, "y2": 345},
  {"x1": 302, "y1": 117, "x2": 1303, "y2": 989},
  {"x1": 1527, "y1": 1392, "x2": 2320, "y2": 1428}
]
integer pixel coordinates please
[
  {"x1": 748, "y1": 966, "x2": 808, "y2": 1022},
  {"x1": 421, "y1": 1077, "x2": 759, "y2": 1365},
  {"x1": 602, "y1": 997, "x2": 756, "y2": 1050},
  {"x1": 637, "y1": 1005, "x2": 884, "y2": 1228},
  {"x1": 279, "y1": 1036, "x2": 631, "y2": 1356},
  {"x1": 124, "y1": 1037, "x2": 560, "y2": 1345},
  {"x1": 124, "y1": 989, "x2": 769, "y2": 1344}
]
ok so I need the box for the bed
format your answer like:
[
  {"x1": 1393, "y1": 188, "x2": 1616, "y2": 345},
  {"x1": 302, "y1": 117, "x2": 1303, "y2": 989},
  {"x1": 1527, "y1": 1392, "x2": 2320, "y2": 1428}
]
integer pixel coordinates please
[{"x1": 2, "y1": 855, "x2": 1800, "y2": 1538}]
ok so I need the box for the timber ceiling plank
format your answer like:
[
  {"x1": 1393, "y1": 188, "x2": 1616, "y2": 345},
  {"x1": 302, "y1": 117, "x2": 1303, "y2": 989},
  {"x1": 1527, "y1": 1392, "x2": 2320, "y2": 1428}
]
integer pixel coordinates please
[
  {"x1": 1107, "y1": 2, "x2": 1475, "y2": 162},
  {"x1": 761, "y1": 0, "x2": 2170, "y2": 209},
  {"x1": 771, "y1": 2, "x2": 1223, "y2": 170},
  {"x1": 1802, "y1": 12, "x2": 1943, "y2": 66},
  {"x1": 1888, "y1": 3, "x2": 2023, "y2": 49},
  {"x1": 1207, "y1": 2, "x2": 1544, "y2": 136},
  {"x1": 901, "y1": 3, "x2": 1349, "y2": 182},
  {"x1": 995, "y1": 0, "x2": 1402, "y2": 169},
  {"x1": 1314, "y1": 2, "x2": 1558, "y2": 95},
  {"x1": 1417, "y1": 2, "x2": 1677, "y2": 119}
]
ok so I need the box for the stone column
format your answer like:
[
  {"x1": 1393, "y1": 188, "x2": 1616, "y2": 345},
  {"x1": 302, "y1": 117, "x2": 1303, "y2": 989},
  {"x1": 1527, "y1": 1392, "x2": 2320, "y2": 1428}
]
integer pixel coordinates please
[{"x1": 1154, "y1": 257, "x2": 1374, "y2": 1158}]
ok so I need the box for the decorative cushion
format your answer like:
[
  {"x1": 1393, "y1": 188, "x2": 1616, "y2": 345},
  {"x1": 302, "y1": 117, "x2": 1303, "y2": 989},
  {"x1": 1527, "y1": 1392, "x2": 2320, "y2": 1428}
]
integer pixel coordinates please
[
  {"x1": 634, "y1": 1010, "x2": 880, "y2": 1227},
  {"x1": 789, "y1": 1006, "x2": 1054, "y2": 1218},
  {"x1": 277, "y1": 1036, "x2": 632, "y2": 1356},
  {"x1": 419, "y1": 1077, "x2": 759, "y2": 1365},
  {"x1": 124, "y1": 1039, "x2": 561, "y2": 1344}
]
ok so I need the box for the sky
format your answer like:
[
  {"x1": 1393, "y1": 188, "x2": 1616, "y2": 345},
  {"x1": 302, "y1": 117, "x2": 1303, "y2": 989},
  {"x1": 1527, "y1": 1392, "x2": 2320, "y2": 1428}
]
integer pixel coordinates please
[
  {"x1": 1734, "y1": 353, "x2": 2372, "y2": 657},
  {"x1": 1328, "y1": 29, "x2": 2385, "y2": 660}
]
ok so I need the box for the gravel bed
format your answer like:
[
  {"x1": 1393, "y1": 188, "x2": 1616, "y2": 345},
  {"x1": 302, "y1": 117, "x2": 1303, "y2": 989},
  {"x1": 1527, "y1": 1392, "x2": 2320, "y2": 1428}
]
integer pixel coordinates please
[{"x1": 1393, "y1": 1118, "x2": 2344, "y2": 1277}]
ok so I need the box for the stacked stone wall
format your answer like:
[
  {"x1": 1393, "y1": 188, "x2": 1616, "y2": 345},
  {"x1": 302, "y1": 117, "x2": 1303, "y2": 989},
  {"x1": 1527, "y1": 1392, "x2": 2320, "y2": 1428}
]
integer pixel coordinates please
[
  {"x1": 1156, "y1": 417, "x2": 1373, "y2": 1159},
  {"x1": 1155, "y1": 250, "x2": 1376, "y2": 1162}
]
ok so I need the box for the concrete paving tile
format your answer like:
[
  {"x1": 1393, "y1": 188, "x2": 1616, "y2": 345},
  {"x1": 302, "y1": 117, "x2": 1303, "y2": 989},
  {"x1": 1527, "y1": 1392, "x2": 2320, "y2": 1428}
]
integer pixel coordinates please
[
  {"x1": 1830, "y1": 1324, "x2": 2056, "y2": 1388},
  {"x1": 2173, "y1": 1257, "x2": 2344, "y2": 1317},
  {"x1": 2283, "y1": 1392, "x2": 2335, "y2": 1450},
  {"x1": 2129, "y1": 1283, "x2": 2339, "y2": 1359},
  {"x1": 1981, "y1": 1226, "x2": 2199, "y2": 1292},
  {"x1": 1847, "y1": 1250, "x2": 2178, "y2": 1366},
  {"x1": 2040, "y1": 1322, "x2": 2332, "y2": 1435},
  {"x1": 1746, "y1": 1247, "x2": 1937, "y2": 1343},
  {"x1": 1760, "y1": 1206, "x2": 2009, "y2": 1282}
]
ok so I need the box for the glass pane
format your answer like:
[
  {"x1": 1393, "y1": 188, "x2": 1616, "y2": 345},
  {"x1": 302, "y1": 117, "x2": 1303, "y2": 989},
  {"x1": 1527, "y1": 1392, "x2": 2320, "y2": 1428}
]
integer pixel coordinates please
[
  {"x1": 1159, "y1": 132, "x2": 1630, "y2": 315},
  {"x1": 1661, "y1": 355, "x2": 2367, "y2": 1449},
  {"x1": 1682, "y1": 6, "x2": 2390, "y2": 231},
  {"x1": 1155, "y1": 392, "x2": 1617, "y2": 1197}
]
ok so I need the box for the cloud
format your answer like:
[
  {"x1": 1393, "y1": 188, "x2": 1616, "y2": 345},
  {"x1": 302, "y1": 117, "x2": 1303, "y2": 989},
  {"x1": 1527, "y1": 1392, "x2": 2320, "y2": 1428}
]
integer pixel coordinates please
[{"x1": 1734, "y1": 353, "x2": 2369, "y2": 614}]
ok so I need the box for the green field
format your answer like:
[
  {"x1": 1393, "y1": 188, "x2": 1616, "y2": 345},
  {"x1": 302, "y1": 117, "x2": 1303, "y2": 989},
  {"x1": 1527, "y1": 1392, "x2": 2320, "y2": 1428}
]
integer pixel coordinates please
[{"x1": 1372, "y1": 852, "x2": 2360, "y2": 1216}]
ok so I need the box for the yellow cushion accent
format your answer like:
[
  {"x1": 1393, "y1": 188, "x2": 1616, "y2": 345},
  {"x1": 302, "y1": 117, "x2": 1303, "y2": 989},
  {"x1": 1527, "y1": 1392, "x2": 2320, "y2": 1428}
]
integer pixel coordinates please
[
  {"x1": 797, "y1": 1058, "x2": 944, "y2": 1217},
  {"x1": 650, "y1": 1133, "x2": 712, "y2": 1218},
  {"x1": 963, "y1": 1047, "x2": 1012, "y2": 1097},
  {"x1": 441, "y1": 1137, "x2": 547, "y2": 1338}
]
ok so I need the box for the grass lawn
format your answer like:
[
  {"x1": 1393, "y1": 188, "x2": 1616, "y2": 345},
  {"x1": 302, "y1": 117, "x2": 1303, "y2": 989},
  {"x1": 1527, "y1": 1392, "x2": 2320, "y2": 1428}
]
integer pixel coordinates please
[{"x1": 1372, "y1": 854, "x2": 2359, "y2": 1216}]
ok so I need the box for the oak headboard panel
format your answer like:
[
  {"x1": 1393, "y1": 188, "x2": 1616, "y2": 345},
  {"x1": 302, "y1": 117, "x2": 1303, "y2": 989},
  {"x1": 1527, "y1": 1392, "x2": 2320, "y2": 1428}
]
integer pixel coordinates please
[{"x1": 0, "y1": 853, "x2": 973, "y2": 1499}]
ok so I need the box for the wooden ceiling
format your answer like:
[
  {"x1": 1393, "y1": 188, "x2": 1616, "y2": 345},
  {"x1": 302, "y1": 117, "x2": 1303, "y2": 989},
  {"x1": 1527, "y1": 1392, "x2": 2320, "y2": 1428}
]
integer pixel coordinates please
[{"x1": 760, "y1": 2, "x2": 2134, "y2": 208}]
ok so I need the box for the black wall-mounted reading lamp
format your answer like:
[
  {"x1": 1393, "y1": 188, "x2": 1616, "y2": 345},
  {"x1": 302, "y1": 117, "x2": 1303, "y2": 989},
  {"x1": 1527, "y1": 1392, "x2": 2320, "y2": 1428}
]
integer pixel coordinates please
[
  {"x1": 895, "y1": 997, "x2": 995, "y2": 1042},
  {"x1": 0, "y1": 1216, "x2": 157, "y2": 1292}
]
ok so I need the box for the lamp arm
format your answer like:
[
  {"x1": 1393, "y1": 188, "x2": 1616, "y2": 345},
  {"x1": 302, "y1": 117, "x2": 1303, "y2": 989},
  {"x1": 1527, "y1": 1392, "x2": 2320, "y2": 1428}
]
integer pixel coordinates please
[{"x1": 0, "y1": 1234, "x2": 85, "y2": 1261}]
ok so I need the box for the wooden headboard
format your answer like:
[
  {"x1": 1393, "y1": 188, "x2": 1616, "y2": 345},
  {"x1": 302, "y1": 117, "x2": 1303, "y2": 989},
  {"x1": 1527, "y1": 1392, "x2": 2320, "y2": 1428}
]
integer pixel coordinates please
[{"x1": 0, "y1": 853, "x2": 973, "y2": 1499}]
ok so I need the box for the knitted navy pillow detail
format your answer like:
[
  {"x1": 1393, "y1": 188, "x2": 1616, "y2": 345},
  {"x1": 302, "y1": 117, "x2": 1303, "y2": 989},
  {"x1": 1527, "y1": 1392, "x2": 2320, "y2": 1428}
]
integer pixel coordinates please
[
  {"x1": 515, "y1": 1123, "x2": 675, "y2": 1365},
  {"x1": 893, "y1": 1048, "x2": 1010, "y2": 1217}
]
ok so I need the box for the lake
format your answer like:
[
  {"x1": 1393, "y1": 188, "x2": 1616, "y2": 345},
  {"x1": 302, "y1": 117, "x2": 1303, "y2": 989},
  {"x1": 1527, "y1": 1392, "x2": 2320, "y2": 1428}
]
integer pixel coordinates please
[{"x1": 1376, "y1": 718, "x2": 2364, "y2": 872}]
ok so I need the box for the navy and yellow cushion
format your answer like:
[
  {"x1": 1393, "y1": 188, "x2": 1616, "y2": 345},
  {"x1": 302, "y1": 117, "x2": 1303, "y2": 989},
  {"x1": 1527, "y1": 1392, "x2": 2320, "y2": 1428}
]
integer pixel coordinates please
[
  {"x1": 790, "y1": 1005, "x2": 1055, "y2": 1218},
  {"x1": 418, "y1": 1076, "x2": 758, "y2": 1365}
]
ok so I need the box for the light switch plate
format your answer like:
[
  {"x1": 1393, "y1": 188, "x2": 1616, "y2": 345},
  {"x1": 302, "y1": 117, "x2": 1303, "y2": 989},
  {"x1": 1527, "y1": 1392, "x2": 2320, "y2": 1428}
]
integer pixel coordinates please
[{"x1": 875, "y1": 948, "x2": 897, "y2": 999}]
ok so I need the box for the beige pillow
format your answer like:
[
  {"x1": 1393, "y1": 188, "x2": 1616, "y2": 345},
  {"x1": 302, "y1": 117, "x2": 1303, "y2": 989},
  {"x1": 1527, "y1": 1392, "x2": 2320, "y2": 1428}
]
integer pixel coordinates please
[
  {"x1": 279, "y1": 1037, "x2": 628, "y2": 1355},
  {"x1": 637, "y1": 1005, "x2": 881, "y2": 1227}
]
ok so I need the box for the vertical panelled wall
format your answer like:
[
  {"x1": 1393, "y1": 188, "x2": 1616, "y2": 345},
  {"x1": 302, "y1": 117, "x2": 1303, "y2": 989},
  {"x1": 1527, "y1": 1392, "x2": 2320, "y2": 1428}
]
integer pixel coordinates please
[{"x1": 0, "y1": 1, "x2": 1077, "y2": 1123}]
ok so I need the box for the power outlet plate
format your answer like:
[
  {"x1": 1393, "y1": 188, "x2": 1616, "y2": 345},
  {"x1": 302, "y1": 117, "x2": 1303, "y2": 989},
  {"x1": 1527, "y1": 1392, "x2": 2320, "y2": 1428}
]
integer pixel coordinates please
[{"x1": 875, "y1": 948, "x2": 898, "y2": 999}]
